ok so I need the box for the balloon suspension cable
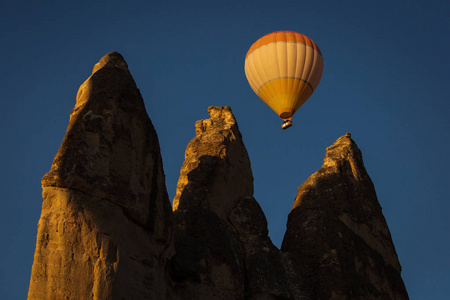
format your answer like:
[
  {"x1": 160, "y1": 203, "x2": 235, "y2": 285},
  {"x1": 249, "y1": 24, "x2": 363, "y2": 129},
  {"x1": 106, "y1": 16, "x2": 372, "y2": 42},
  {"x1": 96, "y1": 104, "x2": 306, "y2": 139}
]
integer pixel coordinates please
[{"x1": 281, "y1": 120, "x2": 293, "y2": 130}]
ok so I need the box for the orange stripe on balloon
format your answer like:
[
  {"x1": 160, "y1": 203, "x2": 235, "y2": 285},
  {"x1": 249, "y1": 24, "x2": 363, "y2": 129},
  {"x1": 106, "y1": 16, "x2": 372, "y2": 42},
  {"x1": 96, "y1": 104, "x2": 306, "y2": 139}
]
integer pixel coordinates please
[{"x1": 245, "y1": 31, "x2": 322, "y2": 59}]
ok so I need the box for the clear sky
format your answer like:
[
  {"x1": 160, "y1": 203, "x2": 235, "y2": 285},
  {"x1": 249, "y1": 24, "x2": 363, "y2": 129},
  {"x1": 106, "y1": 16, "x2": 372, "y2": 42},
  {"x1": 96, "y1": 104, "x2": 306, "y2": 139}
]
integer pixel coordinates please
[{"x1": 1, "y1": 1, "x2": 449, "y2": 299}]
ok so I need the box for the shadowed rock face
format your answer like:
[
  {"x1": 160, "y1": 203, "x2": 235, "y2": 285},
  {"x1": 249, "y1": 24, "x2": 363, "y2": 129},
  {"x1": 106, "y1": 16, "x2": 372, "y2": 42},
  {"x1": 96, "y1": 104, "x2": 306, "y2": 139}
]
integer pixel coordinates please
[
  {"x1": 171, "y1": 106, "x2": 250, "y2": 298},
  {"x1": 171, "y1": 106, "x2": 301, "y2": 299},
  {"x1": 172, "y1": 106, "x2": 254, "y2": 219},
  {"x1": 28, "y1": 52, "x2": 173, "y2": 300},
  {"x1": 29, "y1": 52, "x2": 408, "y2": 300},
  {"x1": 282, "y1": 133, "x2": 409, "y2": 299}
]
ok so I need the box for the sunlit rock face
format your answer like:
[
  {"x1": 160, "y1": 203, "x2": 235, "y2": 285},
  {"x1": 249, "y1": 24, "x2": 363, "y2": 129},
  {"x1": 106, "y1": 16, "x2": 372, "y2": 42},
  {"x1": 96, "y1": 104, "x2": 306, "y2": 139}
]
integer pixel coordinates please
[
  {"x1": 171, "y1": 106, "x2": 249, "y2": 298},
  {"x1": 28, "y1": 51, "x2": 409, "y2": 300},
  {"x1": 282, "y1": 133, "x2": 409, "y2": 299},
  {"x1": 172, "y1": 106, "x2": 253, "y2": 218},
  {"x1": 171, "y1": 106, "x2": 300, "y2": 299},
  {"x1": 28, "y1": 52, "x2": 173, "y2": 299}
]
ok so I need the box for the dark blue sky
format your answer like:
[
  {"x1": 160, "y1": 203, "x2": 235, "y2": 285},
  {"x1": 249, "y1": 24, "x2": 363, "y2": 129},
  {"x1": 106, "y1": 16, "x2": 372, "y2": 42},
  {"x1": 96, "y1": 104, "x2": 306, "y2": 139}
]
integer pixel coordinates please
[{"x1": 1, "y1": 1, "x2": 449, "y2": 299}]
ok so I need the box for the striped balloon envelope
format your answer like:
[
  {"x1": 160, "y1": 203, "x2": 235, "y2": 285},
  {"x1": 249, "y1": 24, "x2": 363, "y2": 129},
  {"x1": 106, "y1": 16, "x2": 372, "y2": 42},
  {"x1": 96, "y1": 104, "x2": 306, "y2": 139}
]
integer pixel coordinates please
[{"x1": 244, "y1": 31, "x2": 323, "y2": 128}]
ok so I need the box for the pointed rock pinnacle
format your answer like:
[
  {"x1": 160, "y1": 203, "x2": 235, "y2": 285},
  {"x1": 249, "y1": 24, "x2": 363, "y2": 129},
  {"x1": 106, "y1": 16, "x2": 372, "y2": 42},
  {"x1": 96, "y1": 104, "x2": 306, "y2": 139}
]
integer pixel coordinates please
[
  {"x1": 29, "y1": 52, "x2": 173, "y2": 300},
  {"x1": 282, "y1": 133, "x2": 409, "y2": 299}
]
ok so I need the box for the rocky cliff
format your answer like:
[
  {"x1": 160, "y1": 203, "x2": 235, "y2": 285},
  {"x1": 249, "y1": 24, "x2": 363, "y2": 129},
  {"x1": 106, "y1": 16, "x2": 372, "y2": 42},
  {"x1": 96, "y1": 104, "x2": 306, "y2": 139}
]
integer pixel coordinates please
[
  {"x1": 28, "y1": 52, "x2": 173, "y2": 299},
  {"x1": 170, "y1": 106, "x2": 302, "y2": 299},
  {"x1": 282, "y1": 133, "x2": 408, "y2": 299},
  {"x1": 29, "y1": 52, "x2": 408, "y2": 299}
]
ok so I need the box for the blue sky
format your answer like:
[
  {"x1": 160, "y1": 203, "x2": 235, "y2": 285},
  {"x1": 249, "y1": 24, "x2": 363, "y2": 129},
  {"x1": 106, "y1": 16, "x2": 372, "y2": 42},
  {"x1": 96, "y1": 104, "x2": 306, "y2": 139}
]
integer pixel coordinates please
[{"x1": 1, "y1": 1, "x2": 449, "y2": 298}]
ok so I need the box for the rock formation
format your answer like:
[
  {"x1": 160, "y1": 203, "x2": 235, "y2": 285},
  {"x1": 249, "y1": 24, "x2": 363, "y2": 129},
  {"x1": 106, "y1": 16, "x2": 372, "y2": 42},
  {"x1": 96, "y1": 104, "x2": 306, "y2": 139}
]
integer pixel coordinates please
[
  {"x1": 28, "y1": 52, "x2": 173, "y2": 299},
  {"x1": 170, "y1": 106, "x2": 249, "y2": 298},
  {"x1": 282, "y1": 133, "x2": 409, "y2": 299},
  {"x1": 29, "y1": 52, "x2": 408, "y2": 300},
  {"x1": 171, "y1": 106, "x2": 300, "y2": 299}
]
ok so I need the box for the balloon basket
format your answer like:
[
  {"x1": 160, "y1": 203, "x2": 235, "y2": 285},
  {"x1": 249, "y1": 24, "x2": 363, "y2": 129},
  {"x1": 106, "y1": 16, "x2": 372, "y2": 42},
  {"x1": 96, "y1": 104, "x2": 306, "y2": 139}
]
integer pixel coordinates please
[{"x1": 281, "y1": 120, "x2": 293, "y2": 130}]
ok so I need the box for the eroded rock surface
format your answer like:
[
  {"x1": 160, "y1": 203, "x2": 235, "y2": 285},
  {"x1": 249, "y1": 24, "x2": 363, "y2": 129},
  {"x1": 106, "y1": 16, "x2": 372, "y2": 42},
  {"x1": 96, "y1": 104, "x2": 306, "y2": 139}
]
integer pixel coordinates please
[
  {"x1": 172, "y1": 106, "x2": 253, "y2": 219},
  {"x1": 171, "y1": 106, "x2": 249, "y2": 299},
  {"x1": 282, "y1": 133, "x2": 409, "y2": 299},
  {"x1": 28, "y1": 52, "x2": 173, "y2": 299},
  {"x1": 29, "y1": 52, "x2": 409, "y2": 300},
  {"x1": 171, "y1": 106, "x2": 297, "y2": 299},
  {"x1": 229, "y1": 197, "x2": 304, "y2": 299}
]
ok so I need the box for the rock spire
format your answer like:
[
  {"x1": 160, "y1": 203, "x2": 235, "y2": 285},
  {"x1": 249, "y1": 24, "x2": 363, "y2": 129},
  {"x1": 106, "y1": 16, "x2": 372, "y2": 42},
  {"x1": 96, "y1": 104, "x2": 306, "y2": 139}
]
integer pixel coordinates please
[
  {"x1": 171, "y1": 106, "x2": 250, "y2": 298},
  {"x1": 172, "y1": 106, "x2": 253, "y2": 218},
  {"x1": 282, "y1": 133, "x2": 409, "y2": 299},
  {"x1": 28, "y1": 52, "x2": 173, "y2": 299},
  {"x1": 28, "y1": 52, "x2": 408, "y2": 299},
  {"x1": 171, "y1": 106, "x2": 304, "y2": 299}
]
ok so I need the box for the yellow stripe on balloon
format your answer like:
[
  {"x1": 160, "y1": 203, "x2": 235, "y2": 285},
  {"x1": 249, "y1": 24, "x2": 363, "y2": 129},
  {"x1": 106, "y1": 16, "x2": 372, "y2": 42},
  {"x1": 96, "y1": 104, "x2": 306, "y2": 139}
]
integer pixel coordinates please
[{"x1": 257, "y1": 78, "x2": 313, "y2": 119}]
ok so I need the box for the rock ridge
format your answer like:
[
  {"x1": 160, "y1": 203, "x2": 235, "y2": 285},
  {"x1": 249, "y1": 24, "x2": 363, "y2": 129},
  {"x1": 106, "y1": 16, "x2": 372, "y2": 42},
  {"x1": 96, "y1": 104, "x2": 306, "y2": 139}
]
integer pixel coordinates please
[{"x1": 28, "y1": 52, "x2": 408, "y2": 300}]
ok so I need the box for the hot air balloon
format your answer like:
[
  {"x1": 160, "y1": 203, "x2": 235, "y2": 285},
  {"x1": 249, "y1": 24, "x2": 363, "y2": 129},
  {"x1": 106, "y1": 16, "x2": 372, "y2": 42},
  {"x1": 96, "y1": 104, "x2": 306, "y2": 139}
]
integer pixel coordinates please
[{"x1": 244, "y1": 31, "x2": 324, "y2": 129}]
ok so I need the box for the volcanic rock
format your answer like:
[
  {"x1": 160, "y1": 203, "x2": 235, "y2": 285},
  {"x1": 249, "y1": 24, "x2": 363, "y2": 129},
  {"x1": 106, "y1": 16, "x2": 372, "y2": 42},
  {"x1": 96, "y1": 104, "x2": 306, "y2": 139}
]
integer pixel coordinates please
[
  {"x1": 229, "y1": 197, "x2": 304, "y2": 299},
  {"x1": 171, "y1": 106, "x2": 297, "y2": 299},
  {"x1": 28, "y1": 51, "x2": 409, "y2": 300},
  {"x1": 28, "y1": 52, "x2": 173, "y2": 299},
  {"x1": 171, "y1": 106, "x2": 249, "y2": 298},
  {"x1": 281, "y1": 133, "x2": 409, "y2": 299},
  {"x1": 172, "y1": 106, "x2": 253, "y2": 218}
]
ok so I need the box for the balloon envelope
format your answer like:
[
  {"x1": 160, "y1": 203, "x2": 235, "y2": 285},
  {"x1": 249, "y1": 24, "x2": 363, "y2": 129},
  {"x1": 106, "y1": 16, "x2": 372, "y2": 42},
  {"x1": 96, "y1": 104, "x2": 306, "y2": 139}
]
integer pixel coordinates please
[{"x1": 244, "y1": 31, "x2": 324, "y2": 120}]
